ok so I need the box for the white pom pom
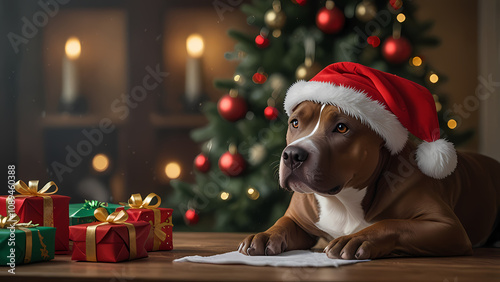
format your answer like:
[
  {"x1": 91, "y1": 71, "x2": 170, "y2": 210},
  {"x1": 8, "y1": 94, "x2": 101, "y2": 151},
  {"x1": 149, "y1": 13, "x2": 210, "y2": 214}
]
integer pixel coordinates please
[{"x1": 416, "y1": 139, "x2": 457, "y2": 179}]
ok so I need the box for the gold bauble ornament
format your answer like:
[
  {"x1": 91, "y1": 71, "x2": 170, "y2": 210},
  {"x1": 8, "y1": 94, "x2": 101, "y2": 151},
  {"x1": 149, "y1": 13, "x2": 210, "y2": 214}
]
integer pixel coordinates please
[
  {"x1": 295, "y1": 60, "x2": 322, "y2": 81},
  {"x1": 264, "y1": 9, "x2": 286, "y2": 30},
  {"x1": 355, "y1": 0, "x2": 377, "y2": 22}
]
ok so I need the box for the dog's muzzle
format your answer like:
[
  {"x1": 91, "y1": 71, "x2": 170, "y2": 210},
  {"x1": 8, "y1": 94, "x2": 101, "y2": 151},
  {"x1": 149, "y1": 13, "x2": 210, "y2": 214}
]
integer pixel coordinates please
[{"x1": 282, "y1": 146, "x2": 309, "y2": 170}]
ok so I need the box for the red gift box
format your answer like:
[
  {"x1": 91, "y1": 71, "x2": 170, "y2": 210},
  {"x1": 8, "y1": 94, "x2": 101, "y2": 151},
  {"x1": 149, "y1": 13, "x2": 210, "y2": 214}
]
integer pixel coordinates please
[
  {"x1": 118, "y1": 193, "x2": 173, "y2": 251},
  {"x1": 0, "y1": 180, "x2": 70, "y2": 252},
  {"x1": 69, "y1": 208, "x2": 150, "y2": 262}
]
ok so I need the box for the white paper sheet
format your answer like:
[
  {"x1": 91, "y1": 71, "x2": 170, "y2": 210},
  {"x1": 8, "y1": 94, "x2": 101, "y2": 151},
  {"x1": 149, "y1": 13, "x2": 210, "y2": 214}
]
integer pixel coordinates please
[{"x1": 174, "y1": 250, "x2": 369, "y2": 267}]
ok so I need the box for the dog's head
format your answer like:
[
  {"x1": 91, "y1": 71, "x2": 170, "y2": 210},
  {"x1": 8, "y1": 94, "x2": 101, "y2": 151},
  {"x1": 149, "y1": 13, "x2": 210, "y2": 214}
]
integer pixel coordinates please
[{"x1": 279, "y1": 101, "x2": 386, "y2": 196}]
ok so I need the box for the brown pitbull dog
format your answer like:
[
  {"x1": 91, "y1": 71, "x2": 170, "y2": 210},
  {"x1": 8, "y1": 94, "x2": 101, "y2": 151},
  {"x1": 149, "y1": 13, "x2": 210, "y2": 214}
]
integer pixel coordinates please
[
  {"x1": 238, "y1": 63, "x2": 500, "y2": 260},
  {"x1": 239, "y1": 62, "x2": 500, "y2": 259}
]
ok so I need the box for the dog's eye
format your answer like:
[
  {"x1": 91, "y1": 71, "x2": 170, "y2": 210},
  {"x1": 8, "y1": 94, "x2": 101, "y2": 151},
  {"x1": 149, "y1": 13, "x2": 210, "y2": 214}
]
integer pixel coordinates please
[
  {"x1": 290, "y1": 119, "x2": 299, "y2": 129},
  {"x1": 335, "y1": 123, "x2": 348, "y2": 133}
]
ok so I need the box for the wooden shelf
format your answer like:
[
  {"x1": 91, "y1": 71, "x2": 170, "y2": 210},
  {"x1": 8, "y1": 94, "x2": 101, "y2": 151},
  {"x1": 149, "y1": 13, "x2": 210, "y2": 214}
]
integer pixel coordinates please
[
  {"x1": 40, "y1": 113, "x2": 207, "y2": 129},
  {"x1": 149, "y1": 113, "x2": 207, "y2": 129},
  {"x1": 40, "y1": 114, "x2": 124, "y2": 128}
]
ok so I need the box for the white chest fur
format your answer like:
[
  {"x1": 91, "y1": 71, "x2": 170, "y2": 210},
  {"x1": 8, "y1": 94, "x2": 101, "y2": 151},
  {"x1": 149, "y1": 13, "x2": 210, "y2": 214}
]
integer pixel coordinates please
[{"x1": 314, "y1": 188, "x2": 372, "y2": 239}]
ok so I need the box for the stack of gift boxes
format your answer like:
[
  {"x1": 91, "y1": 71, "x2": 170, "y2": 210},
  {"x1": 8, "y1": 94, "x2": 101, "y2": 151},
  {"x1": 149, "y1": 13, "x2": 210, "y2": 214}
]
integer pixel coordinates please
[{"x1": 0, "y1": 180, "x2": 173, "y2": 264}]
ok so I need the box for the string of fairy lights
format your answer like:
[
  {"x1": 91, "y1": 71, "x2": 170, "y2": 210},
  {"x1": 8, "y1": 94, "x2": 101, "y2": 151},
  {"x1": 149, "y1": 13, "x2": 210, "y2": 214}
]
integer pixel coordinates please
[
  {"x1": 396, "y1": 11, "x2": 456, "y2": 131},
  {"x1": 218, "y1": 187, "x2": 261, "y2": 202},
  {"x1": 409, "y1": 55, "x2": 458, "y2": 130}
]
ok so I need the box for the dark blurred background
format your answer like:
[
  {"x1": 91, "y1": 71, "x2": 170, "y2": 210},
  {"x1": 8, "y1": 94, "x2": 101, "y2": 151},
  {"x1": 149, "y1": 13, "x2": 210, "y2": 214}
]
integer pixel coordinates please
[{"x1": 0, "y1": 0, "x2": 498, "y2": 204}]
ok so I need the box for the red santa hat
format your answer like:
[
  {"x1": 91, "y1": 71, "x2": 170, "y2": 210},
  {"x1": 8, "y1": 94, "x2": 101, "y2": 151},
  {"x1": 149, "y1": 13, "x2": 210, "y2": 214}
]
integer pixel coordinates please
[{"x1": 284, "y1": 62, "x2": 457, "y2": 179}]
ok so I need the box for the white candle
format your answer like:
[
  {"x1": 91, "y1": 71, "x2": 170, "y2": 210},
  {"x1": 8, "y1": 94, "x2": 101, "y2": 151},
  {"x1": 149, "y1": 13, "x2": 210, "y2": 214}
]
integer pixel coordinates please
[
  {"x1": 62, "y1": 37, "x2": 81, "y2": 105},
  {"x1": 185, "y1": 34, "x2": 204, "y2": 105}
]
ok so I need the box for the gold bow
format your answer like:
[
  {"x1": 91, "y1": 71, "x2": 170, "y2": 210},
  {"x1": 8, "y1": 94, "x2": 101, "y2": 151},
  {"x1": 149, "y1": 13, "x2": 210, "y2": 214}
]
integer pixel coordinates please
[
  {"x1": 148, "y1": 219, "x2": 173, "y2": 250},
  {"x1": 14, "y1": 180, "x2": 58, "y2": 196},
  {"x1": 85, "y1": 208, "x2": 137, "y2": 262},
  {"x1": 120, "y1": 193, "x2": 172, "y2": 251},
  {"x1": 119, "y1": 193, "x2": 161, "y2": 209},
  {"x1": 93, "y1": 207, "x2": 129, "y2": 224},
  {"x1": 0, "y1": 214, "x2": 38, "y2": 263},
  {"x1": 13, "y1": 180, "x2": 58, "y2": 227},
  {"x1": 152, "y1": 222, "x2": 170, "y2": 242},
  {"x1": 0, "y1": 214, "x2": 18, "y2": 229}
]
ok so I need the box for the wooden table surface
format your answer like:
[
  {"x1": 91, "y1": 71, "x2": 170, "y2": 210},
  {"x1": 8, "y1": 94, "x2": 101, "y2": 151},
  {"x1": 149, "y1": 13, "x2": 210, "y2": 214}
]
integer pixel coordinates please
[{"x1": 1, "y1": 232, "x2": 499, "y2": 281}]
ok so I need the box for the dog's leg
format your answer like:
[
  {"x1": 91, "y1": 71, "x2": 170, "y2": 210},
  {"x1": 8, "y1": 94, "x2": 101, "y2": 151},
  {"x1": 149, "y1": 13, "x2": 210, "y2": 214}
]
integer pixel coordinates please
[
  {"x1": 324, "y1": 218, "x2": 473, "y2": 260},
  {"x1": 238, "y1": 216, "x2": 317, "y2": 256}
]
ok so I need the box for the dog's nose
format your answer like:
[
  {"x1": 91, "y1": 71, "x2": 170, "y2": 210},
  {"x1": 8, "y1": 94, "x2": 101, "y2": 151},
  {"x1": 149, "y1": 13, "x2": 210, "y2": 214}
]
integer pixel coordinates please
[{"x1": 282, "y1": 146, "x2": 308, "y2": 169}]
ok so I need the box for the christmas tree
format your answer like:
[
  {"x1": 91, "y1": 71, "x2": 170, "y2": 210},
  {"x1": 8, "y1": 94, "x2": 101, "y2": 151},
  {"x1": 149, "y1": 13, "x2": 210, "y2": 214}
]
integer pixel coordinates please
[{"x1": 170, "y1": 0, "x2": 473, "y2": 231}]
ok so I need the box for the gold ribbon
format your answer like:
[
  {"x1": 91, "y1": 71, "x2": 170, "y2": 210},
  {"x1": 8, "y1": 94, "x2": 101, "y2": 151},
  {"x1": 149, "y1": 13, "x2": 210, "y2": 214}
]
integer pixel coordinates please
[
  {"x1": 0, "y1": 214, "x2": 18, "y2": 229},
  {"x1": 85, "y1": 208, "x2": 137, "y2": 262},
  {"x1": 119, "y1": 193, "x2": 161, "y2": 209},
  {"x1": 14, "y1": 180, "x2": 58, "y2": 196},
  {"x1": 148, "y1": 217, "x2": 173, "y2": 251},
  {"x1": 0, "y1": 214, "x2": 38, "y2": 263},
  {"x1": 120, "y1": 193, "x2": 170, "y2": 251},
  {"x1": 14, "y1": 180, "x2": 58, "y2": 227}
]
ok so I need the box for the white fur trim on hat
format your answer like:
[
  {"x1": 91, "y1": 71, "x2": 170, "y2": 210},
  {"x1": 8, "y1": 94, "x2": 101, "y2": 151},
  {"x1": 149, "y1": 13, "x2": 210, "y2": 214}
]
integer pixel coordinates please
[
  {"x1": 416, "y1": 139, "x2": 457, "y2": 179},
  {"x1": 284, "y1": 80, "x2": 408, "y2": 155}
]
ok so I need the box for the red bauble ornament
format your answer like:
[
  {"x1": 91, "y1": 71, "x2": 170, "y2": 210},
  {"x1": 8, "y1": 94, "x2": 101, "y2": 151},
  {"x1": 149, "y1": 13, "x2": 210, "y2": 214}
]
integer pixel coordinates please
[
  {"x1": 316, "y1": 7, "x2": 345, "y2": 34},
  {"x1": 255, "y1": 35, "x2": 269, "y2": 48},
  {"x1": 219, "y1": 151, "x2": 246, "y2": 177},
  {"x1": 184, "y1": 209, "x2": 199, "y2": 225},
  {"x1": 294, "y1": 0, "x2": 307, "y2": 5},
  {"x1": 194, "y1": 153, "x2": 210, "y2": 173},
  {"x1": 367, "y1": 36, "x2": 381, "y2": 48},
  {"x1": 217, "y1": 94, "x2": 248, "y2": 122},
  {"x1": 389, "y1": 0, "x2": 403, "y2": 10},
  {"x1": 264, "y1": 106, "x2": 279, "y2": 120},
  {"x1": 252, "y1": 72, "x2": 267, "y2": 84},
  {"x1": 382, "y1": 36, "x2": 412, "y2": 64}
]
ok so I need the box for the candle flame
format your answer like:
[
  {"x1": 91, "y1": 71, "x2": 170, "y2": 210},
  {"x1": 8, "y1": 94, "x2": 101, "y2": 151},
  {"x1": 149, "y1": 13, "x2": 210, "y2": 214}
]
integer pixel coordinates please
[
  {"x1": 186, "y1": 34, "x2": 204, "y2": 58},
  {"x1": 65, "y1": 37, "x2": 81, "y2": 59}
]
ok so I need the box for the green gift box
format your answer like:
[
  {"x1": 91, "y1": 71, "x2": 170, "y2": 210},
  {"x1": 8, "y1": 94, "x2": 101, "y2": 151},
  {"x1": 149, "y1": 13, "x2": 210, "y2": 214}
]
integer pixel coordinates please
[
  {"x1": 0, "y1": 225, "x2": 55, "y2": 265},
  {"x1": 69, "y1": 200, "x2": 122, "y2": 226}
]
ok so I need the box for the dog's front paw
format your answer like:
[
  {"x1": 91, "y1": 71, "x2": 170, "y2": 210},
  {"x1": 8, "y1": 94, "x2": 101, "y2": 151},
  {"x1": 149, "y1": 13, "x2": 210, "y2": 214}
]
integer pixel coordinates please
[
  {"x1": 324, "y1": 235, "x2": 390, "y2": 260},
  {"x1": 238, "y1": 232, "x2": 287, "y2": 256}
]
